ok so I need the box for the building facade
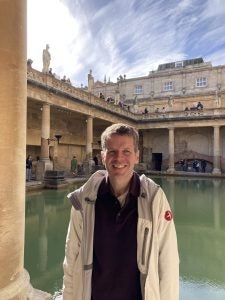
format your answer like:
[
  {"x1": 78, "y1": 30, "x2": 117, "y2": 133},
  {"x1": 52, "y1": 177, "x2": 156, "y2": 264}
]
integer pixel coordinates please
[
  {"x1": 87, "y1": 58, "x2": 225, "y2": 173},
  {"x1": 90, "y1": 58, "x2": 224, "y2": 113}
]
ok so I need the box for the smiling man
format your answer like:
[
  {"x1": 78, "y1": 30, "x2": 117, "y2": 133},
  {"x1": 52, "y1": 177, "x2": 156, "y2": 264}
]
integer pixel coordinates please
[{"x1": 63, "y1": 123, "x2": 179, "y2": 300}]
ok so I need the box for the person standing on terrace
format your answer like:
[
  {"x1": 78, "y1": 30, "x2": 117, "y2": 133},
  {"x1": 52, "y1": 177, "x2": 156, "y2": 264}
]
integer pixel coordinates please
[{"x1": 63, "y1": 123, "x2": 179, "y2": 300}]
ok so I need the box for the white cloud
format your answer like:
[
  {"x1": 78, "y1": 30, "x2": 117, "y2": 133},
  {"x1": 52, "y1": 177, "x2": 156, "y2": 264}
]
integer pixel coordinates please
[
  {"x1": 28, "y1": 0, "x2": 225, "y2": 86},
  {"x1": 28, "y1": 0, "x2": 81, "y2": 81}
]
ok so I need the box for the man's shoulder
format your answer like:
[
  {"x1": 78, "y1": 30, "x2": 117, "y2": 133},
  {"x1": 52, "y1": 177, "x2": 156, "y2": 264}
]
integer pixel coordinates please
[
  {"x1": 70, "y1": 170, "x2": 107, "y2": 197},
  {"x1": 139, "y1": 174, "x2": 158, "y2": 188}
]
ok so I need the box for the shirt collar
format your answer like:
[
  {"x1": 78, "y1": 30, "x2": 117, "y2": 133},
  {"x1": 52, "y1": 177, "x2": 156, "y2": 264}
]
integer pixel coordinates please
[{"x1": 98, "y1": 172, "x2": 140, "y2": 198}]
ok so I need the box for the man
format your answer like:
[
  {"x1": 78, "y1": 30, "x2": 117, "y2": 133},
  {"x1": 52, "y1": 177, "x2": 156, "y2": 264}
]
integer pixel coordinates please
[
  {"x1": 63, "y1": 123, "x2": 179, "y2": 300},
  {"x1": 26, "y1": 154, "x2": 32, "y2": 181},
  {"x1": 71, "y1": 156, "x2": 78, "y2": 175}
]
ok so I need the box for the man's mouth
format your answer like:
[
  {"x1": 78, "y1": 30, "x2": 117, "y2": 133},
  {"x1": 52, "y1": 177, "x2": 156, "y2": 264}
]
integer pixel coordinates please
[{"x1": 112, "y1": 164, "x2": 126, "y2": 169}]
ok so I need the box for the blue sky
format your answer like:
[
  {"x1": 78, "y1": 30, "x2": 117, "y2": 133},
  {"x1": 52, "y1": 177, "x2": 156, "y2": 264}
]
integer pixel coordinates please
[{"x1": 27, "y1": 0, "x2": 225, "y2": 87}]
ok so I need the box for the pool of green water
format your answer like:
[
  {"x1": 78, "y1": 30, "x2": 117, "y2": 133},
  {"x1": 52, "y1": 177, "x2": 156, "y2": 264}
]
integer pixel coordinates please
[{"x1": 25, "y1": 176, "x2": 225, "y2": 299}]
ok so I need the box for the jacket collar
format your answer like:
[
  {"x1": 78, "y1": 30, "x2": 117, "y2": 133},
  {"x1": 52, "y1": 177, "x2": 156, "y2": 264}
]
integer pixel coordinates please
[{"x1": 97, "y1": 172, "x2": 140, "y2": 199}]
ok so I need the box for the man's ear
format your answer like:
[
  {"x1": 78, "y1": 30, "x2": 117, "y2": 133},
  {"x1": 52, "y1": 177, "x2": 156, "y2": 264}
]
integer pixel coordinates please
[
  {"x1": 101, "y1": 150, "x2": 105, "y2": 164},
  {"x1": 136, "y1": 150, "x2": 140, "y2": 164}
]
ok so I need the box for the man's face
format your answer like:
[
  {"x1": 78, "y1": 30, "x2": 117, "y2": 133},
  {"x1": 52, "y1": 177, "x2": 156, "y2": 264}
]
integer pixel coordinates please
[{"x1": 101, "y1": 134, "x2": 139, "y2": 180}]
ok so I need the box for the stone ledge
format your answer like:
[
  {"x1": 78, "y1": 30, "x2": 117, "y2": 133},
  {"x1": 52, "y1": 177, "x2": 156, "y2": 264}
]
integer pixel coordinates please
[
  {"x1": 27, "y1": 285, "x2": 52, "y2": 300},
  {"x1": 0, "y1": 269, "x2": 52, "y2": 300}
]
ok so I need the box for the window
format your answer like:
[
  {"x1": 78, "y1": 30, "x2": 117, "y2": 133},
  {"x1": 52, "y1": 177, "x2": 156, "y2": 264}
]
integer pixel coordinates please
[
  {"x1": 175, "y1": 61, "x2": 183, "y2": 68},
  {"x1": 196, "y1": 77, "x2": 207, "y2": 87},
  {"x1": 134, "y1": 85, "x2": 143, "y2": 94},
  {"x1": 163, "y1": 81, "x2": 173, "y2": 91}
]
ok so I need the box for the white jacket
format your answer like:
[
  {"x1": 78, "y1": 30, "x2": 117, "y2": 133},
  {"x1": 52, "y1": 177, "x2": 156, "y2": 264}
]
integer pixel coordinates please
[{"x1": 63, "y1": 170, "x2": 179, "y2": 300}]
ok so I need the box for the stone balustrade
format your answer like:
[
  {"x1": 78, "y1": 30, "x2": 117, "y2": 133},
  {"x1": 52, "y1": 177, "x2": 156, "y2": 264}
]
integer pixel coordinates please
[{"x1": 27, "y1": 67, "x2": 225, "y2": 123}]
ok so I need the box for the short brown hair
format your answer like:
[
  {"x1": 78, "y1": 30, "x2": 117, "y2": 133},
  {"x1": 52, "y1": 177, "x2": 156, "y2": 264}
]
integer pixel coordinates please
[{"x1": 101, "y1": 123, "x2": 139, "y2": 152}]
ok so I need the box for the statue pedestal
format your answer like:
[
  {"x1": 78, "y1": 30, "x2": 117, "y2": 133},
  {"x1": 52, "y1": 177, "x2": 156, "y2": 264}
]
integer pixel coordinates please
[
  {"x1": 44, "y1": 170, "x2": 66, "y2": 189},
  {"x1": 36, "y1": 160, "x2": 53, "y2": 181}
]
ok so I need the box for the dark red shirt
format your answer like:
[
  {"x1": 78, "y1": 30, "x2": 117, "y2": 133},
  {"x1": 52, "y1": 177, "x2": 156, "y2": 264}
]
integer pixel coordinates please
[{"x1": 91, "y1": 172, "x2": 142, "y2": 300}]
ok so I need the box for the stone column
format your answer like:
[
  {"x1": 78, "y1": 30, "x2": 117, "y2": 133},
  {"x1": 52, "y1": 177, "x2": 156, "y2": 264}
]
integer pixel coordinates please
[
  {"x1": 0, "y1": 1, "x2": 51, "y2": 299},
  {"x1": 0, "y1": 1, "x2": 30, "y2": 298},
  {"x1": 36, "y1": 103, "x2": 53, "y2": 180},
  {"x1": 41, "y1": 103, "x2": 50, "y2": 160},
  {"x1": 86, "y1": 116, "x2": 93, "y2": 159},
  {"x1": 82, "y1": 116, "x2": 93, "y2": 175},
  {"x1": 212, "y1": 126, "x2": 221, "y2": 174},
  {"x1": 167, "y1": 127, "x2": 175, "y2": 173}
]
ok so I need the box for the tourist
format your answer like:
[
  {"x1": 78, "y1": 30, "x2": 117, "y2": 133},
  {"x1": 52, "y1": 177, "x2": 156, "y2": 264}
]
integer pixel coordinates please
[
  {"x1": 93, "y1": 155, "x2": 98, "y2": 166},
  {"x1": 201, "y1": 160, "x2": 207, "y2": 173},
  {"x1": 63, "y1": 123, "x2": 179, "y2": 299},
  {"x1": 197, "y1": 101, "x2": 203, "y2": 110},
  {"x1": 70, "y1": 156, "x2": 77, "y2": 175},
  {"x1": 26, "y1": 155, "x2": 32, "y2": 181},
  {"x1": 193, "y1": 160, "x2": 200, "y2": 172}
]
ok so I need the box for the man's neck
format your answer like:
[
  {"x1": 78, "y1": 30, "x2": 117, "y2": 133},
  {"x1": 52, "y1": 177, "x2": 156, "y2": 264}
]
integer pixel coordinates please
[{"x1": 109, "y1": 176, "x2": 133, "y2": 198}]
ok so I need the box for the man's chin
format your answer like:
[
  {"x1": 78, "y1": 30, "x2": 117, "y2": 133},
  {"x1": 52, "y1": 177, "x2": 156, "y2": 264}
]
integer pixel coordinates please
[{"x1": 109, "y1": 168, "x2": 131, "y2": 177}]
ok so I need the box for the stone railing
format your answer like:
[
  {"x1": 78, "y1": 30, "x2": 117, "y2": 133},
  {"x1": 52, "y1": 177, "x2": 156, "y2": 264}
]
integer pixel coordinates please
[
  {"x1": 133, "y1": 107, "x2": 225, "y2": 122},
  {"x1": 27, "y1": 68, "x2": 134, "y2": 119},
  {"x1": 27, "y1": 67, "x2": 225, "y2": 122}
]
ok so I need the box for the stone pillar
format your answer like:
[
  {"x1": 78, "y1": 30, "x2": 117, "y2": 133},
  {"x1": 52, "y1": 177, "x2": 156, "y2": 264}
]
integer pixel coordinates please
[
  {"x1": 36, "y1": 103, "x2": 53, "y2": 180},
  {"x1": 212, "y1": 126, "x2": 221, "y2": 174},
  {"x1": 41, "y1": 103, "x2": 50, "y2": 160},
  {"x1": 167, "y1": 127, "x2": 175, "y2": 173},
  {"x1": 82, "y1": 116, "x2": 93, "y2": 175},
  {"x1": 86, "y1": 116, "x2": 93, "y2": 159},
  {"x1": 0, "y1": 1, "x2": 51, "y2": 299},
  {"x1": 0, "y1": 1, "x2": 30, "y2": 298},
  {"x1": 114, "y1": 89, "x2": 120, "y2": 105}
]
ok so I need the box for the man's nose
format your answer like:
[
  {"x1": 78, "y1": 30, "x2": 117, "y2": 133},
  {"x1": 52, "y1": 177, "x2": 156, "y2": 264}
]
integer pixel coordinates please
[{"x1": 114, "y1": 151, "x2": 124, "y2": 159}]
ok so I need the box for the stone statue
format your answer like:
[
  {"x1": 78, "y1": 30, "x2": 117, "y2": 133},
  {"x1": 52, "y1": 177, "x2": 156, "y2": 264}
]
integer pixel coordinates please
[{"x1": 42, "y1": 44, "x2": 51, "y2": 73}]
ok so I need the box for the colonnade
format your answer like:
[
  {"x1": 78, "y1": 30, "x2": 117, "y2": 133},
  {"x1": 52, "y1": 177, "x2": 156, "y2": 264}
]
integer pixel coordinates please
[
  {"x1": 166, "y1": 126, "x2": 221, "y2": 174},
  {"x1": 35, "y1": 103, "x2": 94, "y2": 179},
  {"x1": 38, "y1": 107, "x2": 222, "y2": 175}
]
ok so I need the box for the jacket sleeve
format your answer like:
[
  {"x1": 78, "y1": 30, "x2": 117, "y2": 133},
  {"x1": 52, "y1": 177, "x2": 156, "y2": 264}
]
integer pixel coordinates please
[
  {"x1": 157, "y1": 188, "x2": 179, "y2": 300},
  {"x1": 62, "y1": 207, "x2": 82, "y2": 300}
]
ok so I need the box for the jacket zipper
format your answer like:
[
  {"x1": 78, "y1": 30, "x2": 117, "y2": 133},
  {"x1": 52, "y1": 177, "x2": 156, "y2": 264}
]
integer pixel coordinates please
[
  {"x1": 80, "y1": 209, "x2": 85, "y2": 300},
  {"x1": 142, "y1": 227, "x2": 149, "y2": 265}
]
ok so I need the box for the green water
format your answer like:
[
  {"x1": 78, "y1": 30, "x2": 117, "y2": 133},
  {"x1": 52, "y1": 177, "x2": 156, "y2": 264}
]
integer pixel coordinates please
[{"x1": 25, "y1": 177, "x2": 225, "y2": 300}]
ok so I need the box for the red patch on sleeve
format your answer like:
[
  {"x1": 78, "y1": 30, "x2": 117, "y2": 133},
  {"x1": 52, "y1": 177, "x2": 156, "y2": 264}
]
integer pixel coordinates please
[{"x1": 164, "y1": 210, "x2": 173, "y2": 221}]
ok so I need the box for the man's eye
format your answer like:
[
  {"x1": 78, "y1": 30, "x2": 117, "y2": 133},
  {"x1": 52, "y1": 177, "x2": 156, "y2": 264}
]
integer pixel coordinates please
[
  {"x1": 108, "y1": 150, "x2": 115, "y2": 155},
  {"x1": 124, "y1": 150, "x2": 131, "y2": 155}
]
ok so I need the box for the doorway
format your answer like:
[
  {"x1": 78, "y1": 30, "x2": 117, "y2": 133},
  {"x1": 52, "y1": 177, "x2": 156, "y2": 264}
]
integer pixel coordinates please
[{"x1": 152, "y1": 153, "x2": 162, "y2": 171}]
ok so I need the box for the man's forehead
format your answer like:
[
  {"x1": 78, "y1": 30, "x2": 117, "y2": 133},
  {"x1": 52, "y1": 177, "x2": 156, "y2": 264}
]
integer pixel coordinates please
[{"x1": 105, "y1": 141, "x2": 135, "y2": 151}]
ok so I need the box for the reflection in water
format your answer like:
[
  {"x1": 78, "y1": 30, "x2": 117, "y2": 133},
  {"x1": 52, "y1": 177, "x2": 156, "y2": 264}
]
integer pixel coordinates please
[
  {"x1": 25, "y1": 177, "x2": 225, "y2": 299},
  {"x1": 25, "y1": 185, "x2": 82, "y2": 297}
]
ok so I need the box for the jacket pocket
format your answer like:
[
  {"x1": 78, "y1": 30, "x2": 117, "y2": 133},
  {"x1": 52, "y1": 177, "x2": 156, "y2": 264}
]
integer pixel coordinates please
[{"x1": 137, "y1": 218, "x2": 152, "y2": 274}]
